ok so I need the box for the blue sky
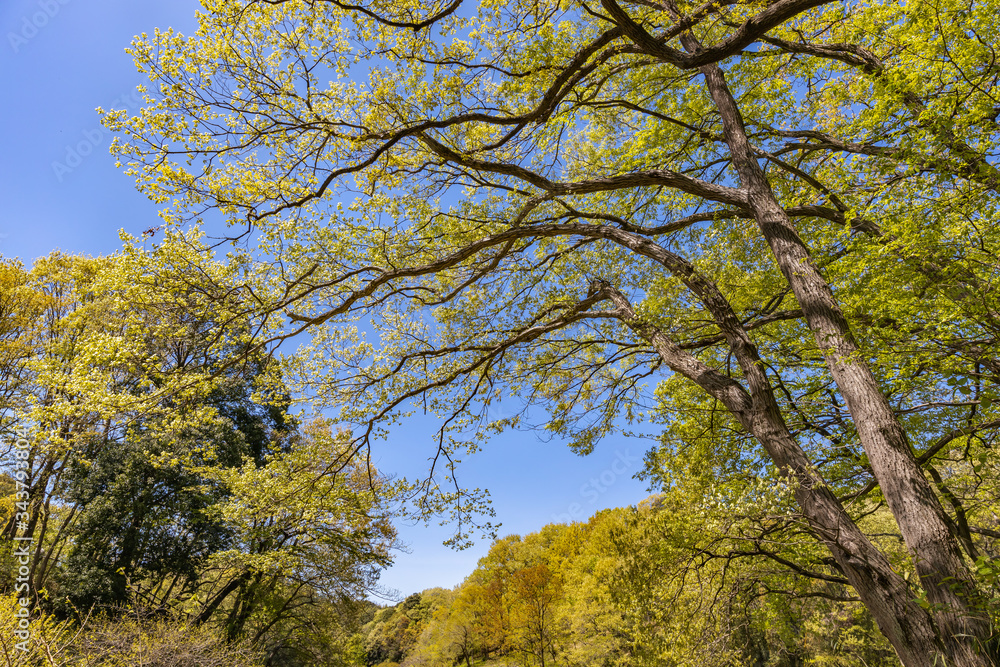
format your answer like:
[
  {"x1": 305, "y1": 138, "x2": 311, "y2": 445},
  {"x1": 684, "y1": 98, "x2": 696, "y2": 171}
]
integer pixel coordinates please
[{"x1": 0, "y1": 0, "x2": 654, "y2": 599}]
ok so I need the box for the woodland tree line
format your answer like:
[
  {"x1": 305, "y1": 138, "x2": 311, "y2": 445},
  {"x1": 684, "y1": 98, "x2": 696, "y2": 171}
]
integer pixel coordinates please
[
  {"x1": 5, "y1": 0, "x2": 1000, "y2": 663},
  {"x1": 357, "y1": 508, "x2": 903, "y2": 667},
  {"x1": 0, "y1": 254, "x2": 924, "y2": 665},
  {"x1": 0, "y1": 255, "x2": 402, "y2": 664}
]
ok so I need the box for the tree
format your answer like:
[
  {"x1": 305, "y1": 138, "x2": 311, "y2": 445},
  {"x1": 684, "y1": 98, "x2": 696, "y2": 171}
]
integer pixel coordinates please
[
  {"x1": 194, "y1": 417, "x2": 402, "y2": 650},
  {"x1": 604, "y1": 495, "x2": 901, "y2": 666},
  {"x1": 0, "y1": 253, "x2": 135, "y2": 598},
  {"x1": 361, "y1": 589, "x2": 451, "y2": 666},
  {"x1": 510, "y1": 563, "x2": 562, "y2": 667},
  {"x1": 0, "y1": 252, "x2": 405, "y2": 667},
  {"x1": 0, "y1": 260, "x2": 44, "y2": 426},
  {"x1": 394, "y1": 501, "x2": 901, "y2": 667},
  {"x1": 406, "y1": 587, "x2": 484, "y2": 667},
  {"x1": 555, "y1": 515, "x2": 629, "y2": 667},
  {"x1": 59, "y1": 359, "x2": 293, "y2": 612},
  {"x1": 0, "y1": 251, "x2": 284, "y2": 605},
  {"x1": 107, "y1": 0, "x2": 1000, "y2": 663}
]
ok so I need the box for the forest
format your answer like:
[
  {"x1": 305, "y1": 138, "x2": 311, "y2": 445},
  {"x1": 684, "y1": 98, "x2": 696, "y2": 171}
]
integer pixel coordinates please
[{"x1": 4, "y1": 0, "x2": 1000, "y2": 664}]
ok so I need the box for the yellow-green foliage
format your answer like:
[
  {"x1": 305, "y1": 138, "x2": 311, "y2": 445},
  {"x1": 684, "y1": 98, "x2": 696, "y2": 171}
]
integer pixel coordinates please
[
  {"x1": 31, "y1": 0, "x2": 1000, "y2": 661},
  {"x1": 374, "y1": 504, "x2": 897, "y2": 667},
  {"x1": 0, "y1": 252, "x2": 405, "y2": 665},
  {"x1": 0, "y1": 593, "x2": 263, "y2": 666}
]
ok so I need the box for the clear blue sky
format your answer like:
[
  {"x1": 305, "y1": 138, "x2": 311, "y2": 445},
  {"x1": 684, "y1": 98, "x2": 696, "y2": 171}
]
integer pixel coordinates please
[{"x1": 0, "y1": 0, "x2": 653, "y2": 599}]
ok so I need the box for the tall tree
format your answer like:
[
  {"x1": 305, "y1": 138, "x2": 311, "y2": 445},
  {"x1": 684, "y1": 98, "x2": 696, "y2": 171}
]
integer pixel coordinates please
[
  {"x1": 58, "y1": 361, "x2": 294, "y2": 612},
  {"x1": 107, "y1": 0, "x2": 1000, "y2": 662},
  {"x1": 0, "y1": 252, "x2": 404, "y2": 667}
]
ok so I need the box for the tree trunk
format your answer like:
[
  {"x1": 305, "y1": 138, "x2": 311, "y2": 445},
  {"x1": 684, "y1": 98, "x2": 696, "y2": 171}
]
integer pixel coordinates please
[
  {"x1": 604, "y1": 285, "x2": 948, "y2": 666},
  {"x1": 694, "y1": 56, "x2": 990, "y2": 665},
  {"x1": 596, "y1": 0, "x2": 993, "y2": 650}
]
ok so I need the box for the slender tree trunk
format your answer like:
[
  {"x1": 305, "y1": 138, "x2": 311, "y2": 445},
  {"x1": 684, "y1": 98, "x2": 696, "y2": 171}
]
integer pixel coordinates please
[{"x1": 193, "y1": 572, "x2": 251, "y2": 625}]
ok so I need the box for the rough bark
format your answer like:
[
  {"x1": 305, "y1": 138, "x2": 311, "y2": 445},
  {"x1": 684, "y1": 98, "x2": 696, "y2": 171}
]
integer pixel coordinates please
[
  {"x1": 695, "y1": 60, "x2": 989, "y2": 665},
  {"x1": 598, "y1": 0, "x2": 993, "y2": 661},
  {"x1": 598, "y1": 281, "x2": 948, "y2": 667}
]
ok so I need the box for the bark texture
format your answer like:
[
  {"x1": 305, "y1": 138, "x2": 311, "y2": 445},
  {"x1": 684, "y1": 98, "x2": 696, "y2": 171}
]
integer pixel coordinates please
[
  {"x1": 695, "y1": 61, "x2": 989, "y2": 666},
  {"x1": 601, "y1": 283, "x2": 948, "y2": 667},
  {"x1": 598, "y1": 0, "x2": 994, "y2": 662}
]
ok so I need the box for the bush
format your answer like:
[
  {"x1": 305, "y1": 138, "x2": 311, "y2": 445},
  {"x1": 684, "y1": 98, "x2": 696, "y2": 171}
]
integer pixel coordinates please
[{"x1": 0, "y1": 594, "x2": 263, "y2": 666}]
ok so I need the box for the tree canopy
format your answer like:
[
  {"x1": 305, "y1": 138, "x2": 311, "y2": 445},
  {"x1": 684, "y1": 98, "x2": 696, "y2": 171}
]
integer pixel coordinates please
[
  {"x1": 101, "y1": 0, "x2": 1000, "y2": 663},
  {"x1": 0, "y1": 253, "x2": 404, "y2": 665}
]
